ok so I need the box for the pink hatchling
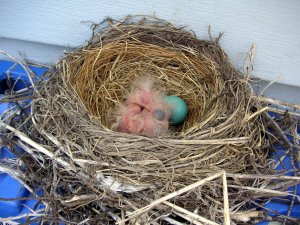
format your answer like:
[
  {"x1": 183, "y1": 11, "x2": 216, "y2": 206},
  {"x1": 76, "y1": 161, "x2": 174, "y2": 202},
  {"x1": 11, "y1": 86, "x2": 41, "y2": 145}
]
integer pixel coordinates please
[{"x1": 112, "y1": 77, "x2": 171, "y2": 137}]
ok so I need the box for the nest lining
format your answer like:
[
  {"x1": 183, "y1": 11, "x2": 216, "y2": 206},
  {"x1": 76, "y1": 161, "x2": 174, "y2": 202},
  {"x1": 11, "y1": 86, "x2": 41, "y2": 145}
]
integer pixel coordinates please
[
  {"x1": 17, "y1": 16, "x2": 276, "y2": 224},
  {"x1": 66, "y1": 41, "x2": 225, "y2": 135}
]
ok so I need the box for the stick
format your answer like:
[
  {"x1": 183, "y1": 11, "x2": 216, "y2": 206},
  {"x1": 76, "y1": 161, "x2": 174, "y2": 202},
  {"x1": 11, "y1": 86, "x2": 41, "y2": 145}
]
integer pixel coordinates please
[
  {"x1": 0, "y1": 163, "x2": 48, "y2": 208},
  {"x1": 161, "y1": 216, "x2": 186, "y2": 225},
  {"x1": 244, "y1": 106, "x2": 268, "y2": 122},
  {"x1": 228, "y1": 185, "x2": 300, "y2": 201},
  {"x1": 284, "y1": 142, "x2": 298, "y2": 225},
  {"x1": 256, "y1": 96, "x2": 300, "y2": 110},
  {"x1": 0, "y1": 50, "x2": 38, "y2": 93},
  {"x1": 117, "y1": 171, "x2": 223, "y2": 224},
  {"x1": 163, "y1": 201, "x2": 218, "y2": 225},
  {"x1": 226, "y1": 173, "x2": 300, "y2": 181},
  {"x1": 132, "y1": 192, "x2": 201, "y2": 225},
  {"x1": 266, "y1": 107, "x2": 300, "y2": 117},
  {"x1": 251, "y1": 201, "x2": 297, "y2": 222},
  {"x1": 264, "y1": 112, "x2": 294, "y2": 149},
  {"x1": 222, "y1": 171, "x2": 230, "y2": 225},
  {"x1": 230, "y1": 210, "x2": 264, "y2": 223},
  {"x1": 0, "y1": 209, "x2": 45, "y2": 222},
  {"x1": 0, "y1": 120, "x2": 69, "y2": 168},
  {"x1": 167, "y1": 210, "x2": 204, "y2": 225},
  {"x1": 161, "y1": 137, "x2": 249, "y2": 145}
]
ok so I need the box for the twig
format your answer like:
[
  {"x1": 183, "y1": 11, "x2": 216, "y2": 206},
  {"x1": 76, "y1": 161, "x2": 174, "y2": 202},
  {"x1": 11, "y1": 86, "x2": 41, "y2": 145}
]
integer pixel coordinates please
[
  {"x1": 256, "y1": 96, "x2": 300, "y2": 111},
  {"x1": 95, "y1": 202, "x2": 122, "y2": 222},
  {"x1": 0, "y1": 50, "x2": 38, "y2": 94},
  {"x1": 0, "y1": 209, "x2": 45, "y2": 222},
  {"x1": 133, "y1": 191, "x2": 201, "y2": 224},
  {"x1": 244, "y1": 106, "x2": 268, "y2": 122},
  {"x1": 160, "y1": 137, "x2": 249, "y2": 145},
  {"x1": 160, "y1": 216, "x2": 186, "y2": 225},
  {"x1": 167, "y1": 210, "x2": 204, "y2": 225},
  {"x1": 117, "y1": 171, "x2": 224, "y2": 224},
  {"x1": 263, "y1": 111, "x2": 293, "y2": 149},
  {"x1": 251, "y1": 201, "x2": 297, "y2": 222},
  {"x1": 228, "y1": 185, "x2": 300, "y2": 200},
  {"x1": 0, "y1": 120, "x2": 69, "y2": 168},
  {"x1": 0, "y1": 163, "x2": 48, "y2": 209},
  {"x1": 222, "y1": 171, "x2": 230, "y2": 225},
  {"x1": 226, "y1": 173, "x2": 300, "y2": 181},
  {"x1": 267, "y1": 107, "x2": 300, "y2": 117},
  {"x1": 230, "y1": 210, "x2": 264, "y2": 223},
  {"x1": 283, "y1": 134, "x2": 298, "y2": 225},
  {"x1": 163, "y1": 201, "x2": 218, "y2": 225},
  {"x1": 263, "y1": 111, "x2": 300, "y2": 173}
]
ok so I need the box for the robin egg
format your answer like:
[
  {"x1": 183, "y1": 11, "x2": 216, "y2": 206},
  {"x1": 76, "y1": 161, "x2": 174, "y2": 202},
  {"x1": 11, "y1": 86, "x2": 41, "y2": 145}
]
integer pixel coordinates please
[{"x1": 164, "y1": 95, "x2": 188, "y2": 125}]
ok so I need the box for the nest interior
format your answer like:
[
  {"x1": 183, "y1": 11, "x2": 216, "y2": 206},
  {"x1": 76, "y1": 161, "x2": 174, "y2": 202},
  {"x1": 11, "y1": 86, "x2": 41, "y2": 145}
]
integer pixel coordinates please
[
  {"x1": 25, "y1": 16, "x2": 274, "y2": 223},
  {"x1": 67, "y1": 40, "x2": 224, "y2": 134}
]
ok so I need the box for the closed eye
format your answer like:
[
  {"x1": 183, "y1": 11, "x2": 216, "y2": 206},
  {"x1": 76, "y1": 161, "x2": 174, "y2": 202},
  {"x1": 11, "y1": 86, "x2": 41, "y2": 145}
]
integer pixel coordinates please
[{"x1": 153, "y1": 109, "x2": 166, "y2": 121}]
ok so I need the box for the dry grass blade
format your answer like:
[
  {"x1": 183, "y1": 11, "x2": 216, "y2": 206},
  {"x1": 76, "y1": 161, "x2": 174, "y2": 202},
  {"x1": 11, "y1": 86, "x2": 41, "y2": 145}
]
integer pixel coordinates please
[
  {"x1": 222, "y1": 171, "x2": 230, "y2": 225},
  {"x1": 119, "y1": 171, "x2": 223, "y2": 223},
  {"x1": 162, "y1": 201, "x2": 219, "y2": 225}
]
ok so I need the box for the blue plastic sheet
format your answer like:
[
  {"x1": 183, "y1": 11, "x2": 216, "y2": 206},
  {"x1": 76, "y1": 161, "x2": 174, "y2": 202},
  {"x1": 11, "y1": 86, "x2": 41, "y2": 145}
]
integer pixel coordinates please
[{"x1": 0, "y1": 60, "x2": 46, "y2": 224}]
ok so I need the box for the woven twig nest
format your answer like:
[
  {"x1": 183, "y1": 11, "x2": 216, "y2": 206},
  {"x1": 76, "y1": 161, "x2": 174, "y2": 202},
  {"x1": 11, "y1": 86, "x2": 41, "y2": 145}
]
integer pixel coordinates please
[{"x1": 30, "y1": 16, "x2": 271, "y2": 223}]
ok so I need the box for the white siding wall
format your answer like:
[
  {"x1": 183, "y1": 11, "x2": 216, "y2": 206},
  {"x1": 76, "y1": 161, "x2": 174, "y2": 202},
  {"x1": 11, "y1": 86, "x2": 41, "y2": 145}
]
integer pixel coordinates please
[{"x1": 0, "y1": 0, "x2": 299, "y2": 103}]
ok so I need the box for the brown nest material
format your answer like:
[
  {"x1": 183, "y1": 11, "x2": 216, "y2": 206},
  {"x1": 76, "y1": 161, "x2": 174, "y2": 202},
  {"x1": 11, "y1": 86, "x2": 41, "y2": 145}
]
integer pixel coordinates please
[{"x1": 6, "y1": 16, "x2": 288, "y2": 224}]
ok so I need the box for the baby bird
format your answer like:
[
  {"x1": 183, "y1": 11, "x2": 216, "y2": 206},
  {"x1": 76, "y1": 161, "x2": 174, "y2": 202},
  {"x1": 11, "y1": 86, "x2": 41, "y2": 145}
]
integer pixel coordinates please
[{"x1": 112, "y1": 77, "x2": 171, "y2": 137}]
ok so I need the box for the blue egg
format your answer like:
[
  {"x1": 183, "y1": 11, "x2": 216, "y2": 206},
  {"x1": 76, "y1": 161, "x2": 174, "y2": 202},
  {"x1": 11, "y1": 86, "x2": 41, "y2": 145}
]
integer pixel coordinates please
[{"x1": 165, "y1": 95, "x2": 188, "y2": 125}]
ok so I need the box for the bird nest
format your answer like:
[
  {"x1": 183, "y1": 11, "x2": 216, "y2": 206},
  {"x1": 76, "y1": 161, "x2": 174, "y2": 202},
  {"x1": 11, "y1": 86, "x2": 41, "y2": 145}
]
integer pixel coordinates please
[
  {"x1": 6, "y1": 16, "x2": 283, "y2": 224},
  {"x1": 66, "y1": 35, "x2": 224, "y2": 135}
]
